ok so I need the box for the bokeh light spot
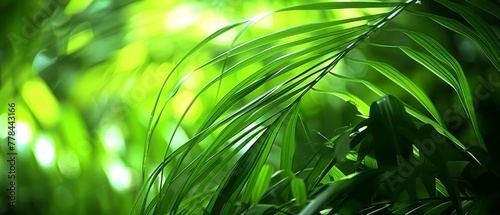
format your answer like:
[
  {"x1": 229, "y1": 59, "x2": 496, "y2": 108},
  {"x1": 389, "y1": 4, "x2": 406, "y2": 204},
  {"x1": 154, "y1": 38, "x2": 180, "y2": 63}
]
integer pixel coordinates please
[
  {"x1": 35, "y1": 135, "x2": 56, "y2": 167},
  {"x1": 165, "y1": 4, "x2": 200, "y2": 31},
  {"x1": 106, "y1": 161, "x2": 132, "y2": 191},
  {"x1": 16, "y1": 121, "x2": 33, "y2": 146},
  {"x1": 102, "y1": 125, "x2": 126, "y2": 155}
]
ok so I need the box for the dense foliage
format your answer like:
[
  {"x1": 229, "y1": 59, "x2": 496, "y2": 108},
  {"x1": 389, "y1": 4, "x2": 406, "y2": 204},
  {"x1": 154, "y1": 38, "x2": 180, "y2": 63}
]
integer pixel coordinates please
[
  {"x1": 134, "y1": 0, "x2": 500, "y2": 214},
  {"x1": 1, "y1": 0, "x2": 499, "y2": 214}
]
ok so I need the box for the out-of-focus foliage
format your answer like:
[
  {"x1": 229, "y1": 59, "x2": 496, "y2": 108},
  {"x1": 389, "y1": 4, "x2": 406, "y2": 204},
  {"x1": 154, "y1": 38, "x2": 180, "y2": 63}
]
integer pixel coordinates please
[{"x1": 0, "y1": 0, "x2": 499, "y2": 214}]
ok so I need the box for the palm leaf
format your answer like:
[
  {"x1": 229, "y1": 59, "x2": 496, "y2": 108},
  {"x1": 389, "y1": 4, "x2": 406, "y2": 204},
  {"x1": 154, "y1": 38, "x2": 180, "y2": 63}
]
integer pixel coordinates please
[
  {"x1": 136, "y1": 0, "x2": 500, "y2": 214},
  {"x1": 394, "y1": 29, "x2": 484, "y2": 149},
  {"x1": 139, "y1": 2, "x2": 410, "y2": 214}
]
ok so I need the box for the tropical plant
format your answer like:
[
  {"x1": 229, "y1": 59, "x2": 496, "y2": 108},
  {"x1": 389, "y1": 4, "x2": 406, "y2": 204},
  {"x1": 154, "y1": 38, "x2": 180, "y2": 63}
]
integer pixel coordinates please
[{"x1": 134, "y1": 0, "x2": 500, "y2": 214}]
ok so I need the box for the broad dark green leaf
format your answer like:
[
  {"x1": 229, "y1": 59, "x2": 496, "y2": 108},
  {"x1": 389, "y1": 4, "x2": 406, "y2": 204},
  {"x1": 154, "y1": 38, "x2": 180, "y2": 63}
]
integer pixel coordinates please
[
  {"x1": 356, "y1": 134, "x2": 374, "y2": 169},
  {"x1": 416, "y1": 125, "x2": 463, "y2": 214},
  {"x1": 369, "y1": 95, "x2": 414, "y2": 169},
  {"x1": 420, "y1": 173, "x2": 436, "y2": 198}
]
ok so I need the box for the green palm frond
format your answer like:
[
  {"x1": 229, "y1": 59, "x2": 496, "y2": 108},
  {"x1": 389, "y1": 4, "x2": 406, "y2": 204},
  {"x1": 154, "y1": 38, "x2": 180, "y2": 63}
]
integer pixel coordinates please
[{"x1": 135, "y1": 0, "x2": 500, "y2": 214}]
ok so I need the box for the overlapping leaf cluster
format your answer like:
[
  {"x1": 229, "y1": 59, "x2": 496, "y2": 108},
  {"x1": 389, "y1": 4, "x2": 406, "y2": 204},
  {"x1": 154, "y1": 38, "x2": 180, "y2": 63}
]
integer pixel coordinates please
[{"x1": 136, "y1": 0, "x2": 500, "y2": 214}]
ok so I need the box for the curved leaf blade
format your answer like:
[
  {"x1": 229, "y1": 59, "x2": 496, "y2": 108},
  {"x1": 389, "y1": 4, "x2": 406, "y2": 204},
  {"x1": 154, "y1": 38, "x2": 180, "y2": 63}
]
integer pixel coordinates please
[
  {"x1": 251, "y1": 164, "x2": 275, "y2": 204},
  {"x1": 350, "y1": 57, "x2": 444, "y2": 126}
]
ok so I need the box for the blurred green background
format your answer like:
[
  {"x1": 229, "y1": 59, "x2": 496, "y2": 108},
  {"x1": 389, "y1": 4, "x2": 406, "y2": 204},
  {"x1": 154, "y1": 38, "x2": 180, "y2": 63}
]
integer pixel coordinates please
[{"x1": 0, "y1": 0, "x2": 498, "y2": 214}]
